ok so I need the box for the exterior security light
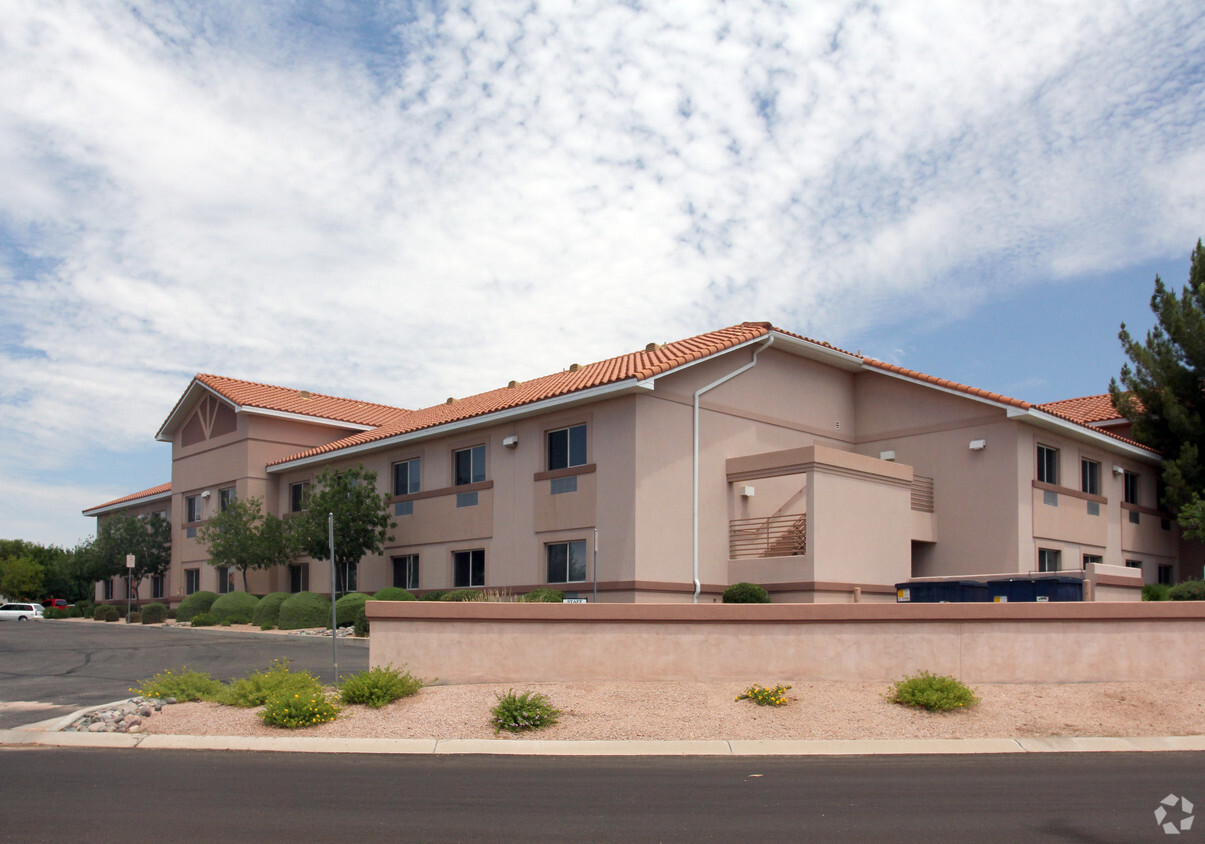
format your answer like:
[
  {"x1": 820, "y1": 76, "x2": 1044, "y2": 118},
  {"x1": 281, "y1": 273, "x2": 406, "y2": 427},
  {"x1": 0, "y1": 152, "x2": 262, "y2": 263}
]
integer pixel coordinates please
[
  {"x1": 503, "y1": 435, "x2": 519, "y2": 449},
  {"x1": 969, "y1": 440, "x2": 987, "y2": 451},
  {"x1": 1112, "y1": 464, "x2": 1124, "y2": 476},
  {"x1": 200, "y1": 490, "x2": 211, "y2": 498},
  {"x1": 880, "y1": 450, "x2": 896, "y2": 461},
  {"x1": 740, "y1": 485, "x2": 755, "y2": 498}
]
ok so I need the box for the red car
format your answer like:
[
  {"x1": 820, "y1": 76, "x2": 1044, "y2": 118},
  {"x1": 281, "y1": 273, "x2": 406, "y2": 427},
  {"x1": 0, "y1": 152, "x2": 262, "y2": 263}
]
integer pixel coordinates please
[{"x1": 41, "y1": 599, "x2": 69, "y2": 610}]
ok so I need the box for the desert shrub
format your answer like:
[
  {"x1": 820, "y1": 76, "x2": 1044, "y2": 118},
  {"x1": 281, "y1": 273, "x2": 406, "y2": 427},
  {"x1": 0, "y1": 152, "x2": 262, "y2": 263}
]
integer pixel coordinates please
[
  {"x1": 221, "y1": 660, "x2": 323, "y2": 708},
  {"x1": 519, "y1": 588, "x2": 565, "y2": 603},
  {"x1": 177, "y1": 591, "x2": 219, "y2": 622},
  {"x1": 723, "y1": 582, "x2": 770, "y2": 603},
  {"x1": 94, "y1": 605, "x2": 119, "y2": 622},
  {"x1": 440, "y1": 588, "x2": 487, "y2": 602},
  {"x1": 44, "y1": 608, "x2": 65, "y2": 619},
  {"x1": 736, "y1": 683, "x2": 792, "y2": 706},
  {"x1": 278, "y1": 591, "x2": 332, "y2": 630},
  {"x1": 260, "y1": 691, "x2": 340, "y2": 729},
  {"x1": 127, "y1": 611, "x2": 142, "y2": 624},
  {"x1": 371, "y1": 587, "x2": 416, "y2": 601},
  {"x1": 210, "y1": 591, "x2": 261, "y2": 624},
  {"x1": 132, "y1": 668, "x2": 224, "y2": 702},
  {"x1": 140, "y1": 602, "x2": 168, "y2": 624},
  {"x1": 1168, "y1": 580, "x2": 1205, "y2": 601},
  {"x1": 168, "y1": 607, "x2": 177, "y2": 619},
  {"x1": 66, "y1": 606, "x2": 83, "y2": 618},
  {"x1": 334, "y1": 592, "x2": 371, "y2": 627},
  {"x1": 190, "y1": 612, "x2": 217, "y2": 627},
  {"x1": 251, "y1": 592, "x2": 291, "y2": 628},
  {"x1": 888, "y1": 671, "x2": 978, "y2": 712},
  {"x1": 1143, "y1": 583, "x2": 1171, "y2": 601},
  {"x1": 339, "y1": 664, "x2": 423, "y2": 708},
  {"x1": 76, "y1": 600, "x2": 94, "y2": 617},
  {"x1": 353, "y1": 607, "x2": 369, "y2": 638},
  {"x1": 491, "y1": 689, "x2": 561, "y2": 734},
  {"x1": 419, "y1": 590, "x2": 448, "y2": 601},
  {"x1": 114, "y1": 603, "x2": 128, "y2": 618}
]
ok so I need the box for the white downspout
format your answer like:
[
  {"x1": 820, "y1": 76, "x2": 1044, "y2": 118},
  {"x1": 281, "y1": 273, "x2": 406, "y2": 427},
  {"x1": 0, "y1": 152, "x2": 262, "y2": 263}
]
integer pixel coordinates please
[{"x1": 693, "y1": 335, "x2": 775, "y2": 603}]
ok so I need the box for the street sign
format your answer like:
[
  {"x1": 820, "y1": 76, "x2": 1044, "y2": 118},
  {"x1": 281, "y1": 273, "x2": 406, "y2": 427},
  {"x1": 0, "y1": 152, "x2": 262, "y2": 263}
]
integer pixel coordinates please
[
  {"x1": 125, "y1": 554, "x2": 135, "y2": 569},
  {"x1": 563, "y1": 598, "x2": 587, "y2": 604}
]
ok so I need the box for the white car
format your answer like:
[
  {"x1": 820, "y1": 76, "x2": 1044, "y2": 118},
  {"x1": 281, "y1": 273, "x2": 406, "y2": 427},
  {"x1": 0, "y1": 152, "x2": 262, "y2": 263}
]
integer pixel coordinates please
[{"x1": 0, "y1": 602, "x2": 44, "y2": 621}]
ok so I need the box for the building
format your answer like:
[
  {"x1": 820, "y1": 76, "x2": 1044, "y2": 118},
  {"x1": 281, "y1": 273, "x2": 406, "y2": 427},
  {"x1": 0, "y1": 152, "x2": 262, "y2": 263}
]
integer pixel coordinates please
[{"x1": 84, "y1": 322, "x2": 1201, "y2": 606}]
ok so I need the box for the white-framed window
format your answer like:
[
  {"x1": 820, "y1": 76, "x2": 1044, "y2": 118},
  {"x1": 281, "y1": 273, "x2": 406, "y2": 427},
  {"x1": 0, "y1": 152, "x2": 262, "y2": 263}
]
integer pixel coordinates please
[
  {"x1": 186, "y1": 495, "x2": 202, "y2": 523},
  {"x1": 453, "y1": 549, "x2": 485, "y2": 588},
  {"x1": 1125, "y1": 559, "x2": 1143, "y2": 569},
  {"x1": 1080, "y1": 459, "x2": 1100, "y2": 496},
  {"x1": 453, "y1": 445, "x2": 485, "y2": 486},
  {"x1": 289, "y1": 482, "x2": 310, "y2": 514},
  {"x1": 335, "y1": 562, "x2": 358, "y2": 596},
  {"x1": 392, "y1": 555, "x2": 419, "y2": 590},
  {"x1": 546, "y1": 540, "x2": 587, "y2": 584},
  {"x1": 216, "y1": 565, "x2": 232, "y2": 594},
  {"x1": 547, "y1": 424, "x2": 587, "y2": 471},
  {"x1": 152, "y1": 575, "x2": 164, "y2": 599},
  {"x1": 289, "y1": 563, "x2": 309, "y2": 593},
  {"x1": 1037, "y1": 445, "x2": 1058, "y2": 484},
  {"x1": 185, "y1": 569, "x2": 200, "y2": 595},
  {"x1": 393, "y1": 458, "x2": 421, "y2": 496},
  {"x1": 1038, "y1": 548, "x2": 1061, "y2": 573},
  {"x1": 218, "y1": 486, "x2": 236, "y2": 512},
  {"x1": 1082, "y1": 554, "x2": 1102, "y2": 568}
]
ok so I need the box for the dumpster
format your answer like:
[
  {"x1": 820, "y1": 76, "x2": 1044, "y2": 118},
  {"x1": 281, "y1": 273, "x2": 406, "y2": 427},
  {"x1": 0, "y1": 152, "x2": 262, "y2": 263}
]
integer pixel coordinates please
[
  {"x1": 896, "y1": 580, "x2": 990, "y2": 602},
  {"x1": 989, "y1": 576, "x2": 1083, "y2": 602}
]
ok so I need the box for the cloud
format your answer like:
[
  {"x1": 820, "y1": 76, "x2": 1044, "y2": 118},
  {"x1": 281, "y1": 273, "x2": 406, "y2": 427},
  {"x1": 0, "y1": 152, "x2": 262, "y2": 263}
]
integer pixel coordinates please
[{"x1": 1, "y1": 0, "x2": 1203, "y2": 544}]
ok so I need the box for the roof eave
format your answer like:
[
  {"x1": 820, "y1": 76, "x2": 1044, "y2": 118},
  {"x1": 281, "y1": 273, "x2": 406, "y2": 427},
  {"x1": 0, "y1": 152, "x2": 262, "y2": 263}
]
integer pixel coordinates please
[
  {"x1": 82, "y1": 489, "x2": 173, "y2": 518},
  {"x1": 1006, "y1": 407, "x2": 1161, "y2": 463}
]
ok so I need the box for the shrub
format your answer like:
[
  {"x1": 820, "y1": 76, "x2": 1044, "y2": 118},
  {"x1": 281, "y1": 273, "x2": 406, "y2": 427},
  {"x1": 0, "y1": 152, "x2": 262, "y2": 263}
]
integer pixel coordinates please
[
  {"x1": 723, "y1": 582, "x2": 770, "y2": 603},
  {"x1": 278, "y1": 591, "x2": 332, "y2": 630},
  {"x1": 140, "y1": 602, "x2": 168, "y2": 624},
  {"x1": 490, "y1": 689, "x2": 561, "y2": 734},
  {"x1": 440, "y1": 588, "x2": 487, "y2": 602},
  {"x1": 94, "y1": 605, "x2": 119, "y2": 622},
  {"x1": 1168, "y1": 580, "x2": 1205, "y2": 601},
  {"x1": 76, "y1": 600, "x2": 94, "y2": 618},
  {"x1": 252, "y1": 592, "x2": 291, "y2": 628},
  {"x1": 339, "y1": 664, "x2": 423, "y2": 708},
  {"x1": 736, "y1": 683, "x2": 792, "y2": 706},
  {"x1": 371, "y1": 587, "x2": 416, "y2": 602},
  {"x1": 419, "y1": 590, "x2": 448, "y2": 601},
  {"x1": 888, "y1": 671, "x2": 978, "y2": 712},
  {"x1": 177, "y1": 591, "x2": 219, "y2": 623},
  {"x1": 168, "y1": 607, "x2": 177, "y2": 619},
  {"x1": 190, "y1": 612, "x2": 217, "y2": 627},
  {"x1": 127, "y1": 611, "x2": 142, "y2": 624},
  {"x1": 519, "y1": 588, "x2": 565, "y2": 603},
  {"x1": 221, "y1": 659, "x2": 323, "y2": 708},
  {"x1": 210, "y1": 591, "x2": 261, "y2": 624},
  {"x1": 44, "y1": 608, "x2": 65, "y2": 619},
  {"x1": 132, "y1": 668, "x2": 225, "y2": 702},
  {"x1": 114, "y1": 603, "x2": 128, "y2": 618},
  {"x1": 1143, "y1": 583, "x2": 1171, "y2": 601},
  {"x1": 260, "y1": 691, "x2": 340, "y2": 729},
  {"x1": 334, "y1": 592, "x2": 371, "y2": 627},
  {"x1": 66, "y1": 606, "x2": 83, "y2": 618},
  {"x1": 353, "y1": 607, "x2": 369, "y2": 638}
]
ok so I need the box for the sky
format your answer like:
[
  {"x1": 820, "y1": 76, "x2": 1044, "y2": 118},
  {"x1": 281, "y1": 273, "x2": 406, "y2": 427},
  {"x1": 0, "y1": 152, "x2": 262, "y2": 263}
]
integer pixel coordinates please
[{"x1": 1, "y1": 0, "x2": 1203, "y2": 549}]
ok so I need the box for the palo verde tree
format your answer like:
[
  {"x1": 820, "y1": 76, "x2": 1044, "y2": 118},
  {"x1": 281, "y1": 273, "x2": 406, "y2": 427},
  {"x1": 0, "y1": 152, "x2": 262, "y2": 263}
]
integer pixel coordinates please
[
  {"x1": 77, "y1": 514, "x2": 172, "y2": 604},
  {"x1": 198, "y1": 495, "x2": 296, "y2": 591},
  {"x1": 1110, "y1": 239, "x2": 1205, "y2": 531},
  {"x1": 292, "y1": 465, "x2": 394, "y2": 599}
]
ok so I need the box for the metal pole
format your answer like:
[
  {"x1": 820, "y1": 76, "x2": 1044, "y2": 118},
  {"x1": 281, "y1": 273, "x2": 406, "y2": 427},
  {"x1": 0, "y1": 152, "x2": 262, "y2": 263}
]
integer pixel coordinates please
[
  {"x1": 593, "y1": 527, "x2": 598, "y2": 604},
  {"x1": 329, "y1": 512, "x2": 337, "y2": 682}
]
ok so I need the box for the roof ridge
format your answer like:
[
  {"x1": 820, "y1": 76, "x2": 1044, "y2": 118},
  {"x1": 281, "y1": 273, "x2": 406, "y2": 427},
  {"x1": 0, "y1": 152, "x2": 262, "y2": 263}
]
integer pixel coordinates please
[{"x1": 195, "y1": 373, "x2": 410, "y2": 414}]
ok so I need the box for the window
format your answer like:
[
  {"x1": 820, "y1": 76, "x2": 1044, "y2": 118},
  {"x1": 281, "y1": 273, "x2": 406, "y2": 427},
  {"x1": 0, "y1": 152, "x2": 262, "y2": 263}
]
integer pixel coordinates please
[
  {"x1": 392, "y1": 555, "x2": 419, "y2": 590},
  {"x1": 453, "y1": 549, "x2": 485, "y2": 588},
  {"x1": 289, "y1": 563, "x2": 309, "y2": 594},
  {"x1": 1037, "y1": 445, "x2": 1058, "y2": 484},
  {"x1": 219, "y1": 486, "x2": 236, "y2": 512},
  {"x1": 1082, "y1": 554, "x2": 1102, "y2": 568},
  {"x1": 456, "y1": 492, "x2": 478, "y2": 508},
  {"x1": 335, "y1": 562, "x2": 358, "y2": 596},
  {"x1": 289, "y1": 482, "x2": 310, "y2": 513},
  {"x1": 1080, "y1": 459, "x2": 1100, "y2": 496},
  {"x1": 546, "y1": 540, "x2": 587, "y2": 583},
  {"x1": 1037, "y1": 548, "x2": 1061, "y2": 573},
  {"x1": 547, "y1": 424, "x2": 587, "y2": 470},
  {"x1": 1125, "y1": 559, "x2": 1143, "y2": 569},
  {"x1": 126, "y1": 578, "x2": 135, "y2": 599},
  {"x1": 1158, "y1": 565, "x2": 1173, "y2": 586},
  {"x1": 454, "y1": 445, "x2": 485, "y2": 486},
  {"x1": 152, "y1": 575, "x2": 164, "y2": 599},
  {"x1": 102, "y1": 579, "x2": 113, "y2": 600},
  {"x1": 1124, "y1": 471, "x2": 1140, "y2": 505},
  {"x1": 216, "y1": 565, "x2": 232, "y2": 594},
  {"x1": 185, "y1": 569, "x2": 200, "y2": 595},
  {"x1": 186, "y1": 495, "x2": 202, "y2": 523},
  {"x1": 393, "y1": 458, "x2": 421, "y2": 496}
]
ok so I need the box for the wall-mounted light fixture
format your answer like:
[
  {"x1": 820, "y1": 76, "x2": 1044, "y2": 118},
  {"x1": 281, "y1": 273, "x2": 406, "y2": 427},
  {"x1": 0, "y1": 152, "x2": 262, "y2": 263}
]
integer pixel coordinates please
[
  {"x1": 502, "y1": 435, "x2": 519, "y2": 449},
  {"x1": 200, "y1": 490, "x2": 212, "y2": 499},
  {"x1": 740, "y1": 485, "x2": 755, "y2": 498},
  {"x1": 969, "y1": 439, "x2": 987, "y2": 451},
  {"x1": 880, "y1": 450, "x2": 896, "y2": 461},
  {"x1": 1112, "y1": 464, "x2": 1125, "y2": 476}
]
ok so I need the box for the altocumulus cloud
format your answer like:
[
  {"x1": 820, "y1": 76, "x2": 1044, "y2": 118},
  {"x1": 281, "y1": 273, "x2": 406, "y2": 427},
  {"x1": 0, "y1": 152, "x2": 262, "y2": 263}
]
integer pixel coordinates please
[{"x1": 0, "y1": 0, "x2": 1202, "y2": 544}]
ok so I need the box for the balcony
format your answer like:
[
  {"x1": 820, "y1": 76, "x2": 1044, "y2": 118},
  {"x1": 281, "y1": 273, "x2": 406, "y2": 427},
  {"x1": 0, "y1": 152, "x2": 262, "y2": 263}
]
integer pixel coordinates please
[{"x1": 729, "y1": 513, "x2": 806, "y2": 559}]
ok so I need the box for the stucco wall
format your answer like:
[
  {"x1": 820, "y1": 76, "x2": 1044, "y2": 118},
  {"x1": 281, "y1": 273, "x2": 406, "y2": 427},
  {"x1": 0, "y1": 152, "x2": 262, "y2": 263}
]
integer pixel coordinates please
[{"x1": 368, "y1": 601, "x2": 1205, "y2": 684}]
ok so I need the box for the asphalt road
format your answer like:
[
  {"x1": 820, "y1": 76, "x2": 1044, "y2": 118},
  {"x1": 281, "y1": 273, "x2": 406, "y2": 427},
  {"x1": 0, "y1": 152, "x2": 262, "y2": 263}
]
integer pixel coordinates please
[
  {"x1": 1, "y1": 748, "x2": 1202, "y2": 841},
  {"x1": 0, "y1": 620, "x2": 368, "y2": 728}
]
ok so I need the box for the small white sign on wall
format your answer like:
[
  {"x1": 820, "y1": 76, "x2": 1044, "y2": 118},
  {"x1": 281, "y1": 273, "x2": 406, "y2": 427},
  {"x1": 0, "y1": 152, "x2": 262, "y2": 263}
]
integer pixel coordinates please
[{"x1": 125, "y1": 554, "x2": 135, "y2": 569}]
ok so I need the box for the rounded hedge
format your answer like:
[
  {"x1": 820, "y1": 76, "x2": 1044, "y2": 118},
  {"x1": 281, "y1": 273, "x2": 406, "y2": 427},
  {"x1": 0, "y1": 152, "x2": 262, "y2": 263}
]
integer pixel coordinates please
[
  {"x1": 278, "y1": 591, "x2": 332, "y2": 630},
  {"x1": 252, "y1": 592, "x2": 292, "y2": 628},
  {"x1": 140, "y1": 602, "x2": 168, "y2": 624},
  {"x1": 353, "y1": 607, "x2": 370, "y2": 638},
  {"x1": 334, "y1": 592, "x2": 372, "y2": 627},
  {"x1": 439, "y1": 588, "x2": 485, "y2": 602},
  {"x1": 419, "y1": 590, "x2": 448, "y2": 601},
  {"x1": 190, "y1": 612, "x2": 217, "y2": 627},
  {"x1": 722, "y1": 582, "x2": 771, "y2": 603},
  {"x1": 519, "y1": 588, "x2": 565, "y2": 603},
  {"x1": 177, "y1": 591, "x2": 219, "y2": 622},
  {"x1": 210, "y1": 591, "x2": 261, "y2": 624},
  {"x1": 127, "y1": 611, "x2": 142, "y2": 624},
  {"x1": 94, "y1": 604, "x2": 119, "y2": 621},
  {"x1": 371, "y1": 587, "x2": 416, "y2": 602},
  {"x1": 1169, "y1": 580, "x2": 1205, "y2": 601}
]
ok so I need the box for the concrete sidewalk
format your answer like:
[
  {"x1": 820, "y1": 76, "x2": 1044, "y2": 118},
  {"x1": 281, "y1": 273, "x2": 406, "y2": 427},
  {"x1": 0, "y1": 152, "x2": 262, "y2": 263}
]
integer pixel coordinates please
[{"x1": 3, "y1": 702, "x2": 1205, "y2": 756}]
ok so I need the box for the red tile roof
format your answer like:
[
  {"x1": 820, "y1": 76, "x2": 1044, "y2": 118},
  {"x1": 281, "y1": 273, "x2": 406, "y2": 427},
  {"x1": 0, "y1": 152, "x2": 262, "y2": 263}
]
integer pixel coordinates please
[
  {"x1": 1037, "y1": 394, "x2": 1124, "y2": 425},
  {"x1": 194, "y1": 374, "x2": 411, "y2": 427},
  {"x1": 83, "y1": 482, "x2": 172, "y2": 515},
  {"x1": 861, "y1": 359, "x2": 1033, "y2": 411}
]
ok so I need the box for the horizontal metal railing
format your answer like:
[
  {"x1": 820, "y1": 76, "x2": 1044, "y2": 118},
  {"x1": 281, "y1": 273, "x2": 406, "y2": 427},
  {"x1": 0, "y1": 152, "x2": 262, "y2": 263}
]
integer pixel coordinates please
[
  {"x1": 729, "y1": 513, "x2": 806, "y2": 559},
  {"x1": 911, "y1": 475, "x2": 935, "y2": 513}
]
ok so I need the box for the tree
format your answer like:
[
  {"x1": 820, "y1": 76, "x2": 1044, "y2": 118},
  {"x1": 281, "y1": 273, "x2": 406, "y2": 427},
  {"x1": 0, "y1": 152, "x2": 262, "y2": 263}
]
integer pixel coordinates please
[
  {"x1": 1111, "y1": 239, "x2": 1205, "y2": 522},
  {"x1": 292, "y1": 465, "x2": 394, "y2": 599},
  {"x1": 77, "y1": 514, "x2": 172, "y2": 605},
  {"x1": 198, "y1": 496, "x2": 296, "y2": 591},
  {"x1": 0, "y1": 555, "x2": 44, "y2": 600}
]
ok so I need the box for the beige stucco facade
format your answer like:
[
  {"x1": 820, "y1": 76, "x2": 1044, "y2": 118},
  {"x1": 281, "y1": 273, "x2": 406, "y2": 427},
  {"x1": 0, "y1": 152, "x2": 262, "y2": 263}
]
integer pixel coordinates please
[{"x1": 86, "y1": 327, "x2": 1202, "y2": 606}]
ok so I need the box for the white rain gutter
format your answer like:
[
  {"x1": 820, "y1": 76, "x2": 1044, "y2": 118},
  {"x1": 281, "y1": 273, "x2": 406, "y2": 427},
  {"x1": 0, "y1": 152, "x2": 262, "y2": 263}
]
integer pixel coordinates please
[{"x1": 692, "y1": 335, "x2": 775, "y2": 603}]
